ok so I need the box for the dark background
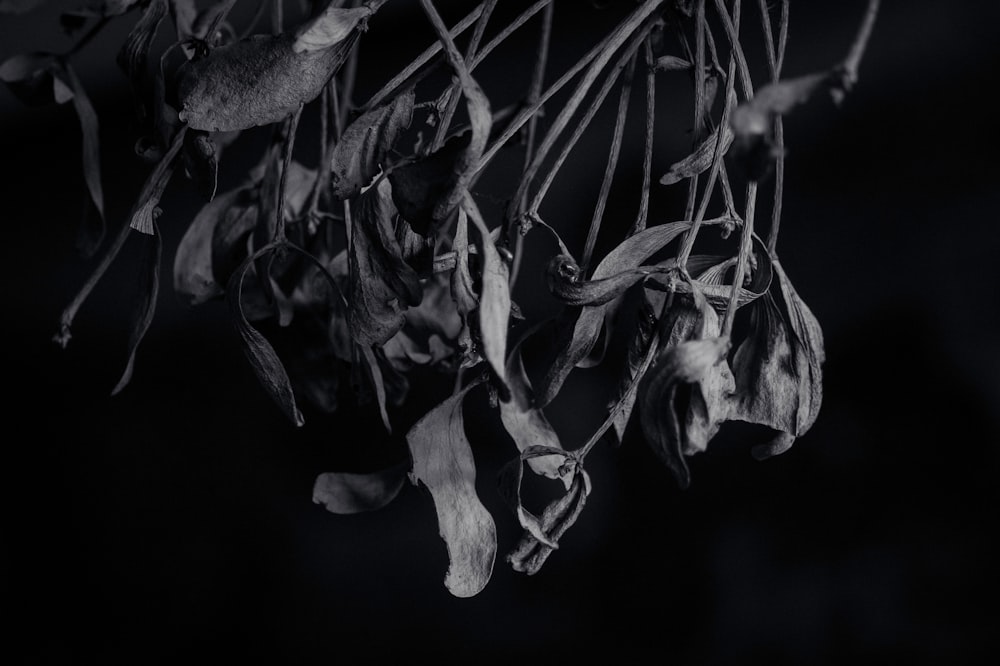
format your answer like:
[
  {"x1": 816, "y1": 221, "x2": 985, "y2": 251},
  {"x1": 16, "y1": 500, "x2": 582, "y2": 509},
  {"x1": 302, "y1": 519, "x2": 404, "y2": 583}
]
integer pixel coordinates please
[{"x1": 2, "y1": 1, "x2": 998, "y2": 663}]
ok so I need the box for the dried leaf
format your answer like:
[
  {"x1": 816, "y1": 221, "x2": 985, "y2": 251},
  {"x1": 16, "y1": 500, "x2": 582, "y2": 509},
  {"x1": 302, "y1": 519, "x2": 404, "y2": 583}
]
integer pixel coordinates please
[
  {"x1": 388, "y1": 131, "x2": 469, "y2": 237},
  {"x1": 312, "y1": 462, "x2": 408, "y2": 514},
  {"x1": 729, "y1": 259, "x2": 824, "y2": 458},
  {"x1": 227, "y1": 243, "x2": 305, "y2": 427},
  {"x1": 659, "y1": 124, "x2": 734, "y2": 185},
  {"x1": 609, "y1": 288, "x2": 663, "y2": 442},
  {"x1": 130, "y1": 129, "x2": 185, "y2": 234},
  {"x1": 110, "y1": 221, "x2": 162, "y2": 395},
  {"x1": 182, "y1": 129, "x2": 218, "y2": 201},
  {"x1": 360, "y1": 343, "x2": 393, "y2": 433},
  {"x1": 383, "y1": 273, "x2": 462, "y2": 373},
  {"x1": 638, "y1": 290, "x2": 732, "y2": 488},
  {"x1": 174, "y1": 185, "x2": 246, "y2": 305},
  {"x1": 211, "y1": 188, "x2": 260, "y2": 287},
  {"x1": 537, "y1": 220, "x2": 697, "y2": 407},
  {"x1": 500, "y1": 343, "x2": 571, "y2": 486},
  {"x1": 330, "y1": 89, "x2": 414, "y2": 200},
  {"x1": 507, "y1": 470, "x2": 590, "y2": 575},
  {"x1": 293, "y1": 3, "x2": 373, "y2": 54},
  {"x1": 178, "y1": 29, "x2": 360, "y2": 132},
  {"x1": 116, "y1": 0, "x2": 167, "y2": 122},
  {"x1": 407, "y1": 381, "x2": 496, "y2": 597},
  {"x1": 464, "y1": 195, "x2": 509, "y2": 391},
  {"x1": 346, "y1": 178, "x2": 422, "y2": 347},
  {"x1": 546, "y1": 253, "x2": 657, "y2": 307},
  {"x1": 497, "y1": 446, "x2": 578, "y2": 550}
]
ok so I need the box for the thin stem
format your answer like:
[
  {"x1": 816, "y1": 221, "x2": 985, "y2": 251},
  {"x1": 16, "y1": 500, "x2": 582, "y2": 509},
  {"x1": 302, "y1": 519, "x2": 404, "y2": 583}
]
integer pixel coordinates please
[
  {"x1": 758, "y1": 0, "x2": 786, "y2": 253},
  {"x1": 469, "y1": 0, "x2": 552, "y2": 70},
  {"x1": 432, "y1": 0, "x2": 497, "y2": 151},
  {"x1": 712, "y1": 0, "x2": 754, "y2": 100},
  {"x1": 271, "y1": 0, "x2": 283, "y2": 34},
  {"x1": 676, "y1": 1, "x2": 742, "y2": 269},
  {"x1": 510, "y1": 0, "x2": 554, "y2": 287},
  {"x1": 274, "y1": 104, "x2": 305, "y2": 242},
  {"x1": 582, "y1": 51, "x2": 637, "y2": 268},
  {"x1": 722, "y1": 181, "x2": 756, "y2": 335},
  {"x1": 503, "y1": 2, "x2": 664, "y2": 227},
  {"x1": 630, "y1": 38, "x2": 656, "y2": 236},
  {"x1": 361, "y1": 3, "x2": 486, "y2": 111},
  {"x1": 684, "y1": 0, "x2": 707, "y2": 223},
  {"x1": 524, "y1": 25, "x2": 651, "y2": 231}
]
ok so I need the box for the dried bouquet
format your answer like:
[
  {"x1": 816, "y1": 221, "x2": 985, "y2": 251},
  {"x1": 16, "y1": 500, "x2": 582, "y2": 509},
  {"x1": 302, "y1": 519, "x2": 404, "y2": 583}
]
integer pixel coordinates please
[{"x1": 0, "y1": 0, "x2": 878, "y2": 596}]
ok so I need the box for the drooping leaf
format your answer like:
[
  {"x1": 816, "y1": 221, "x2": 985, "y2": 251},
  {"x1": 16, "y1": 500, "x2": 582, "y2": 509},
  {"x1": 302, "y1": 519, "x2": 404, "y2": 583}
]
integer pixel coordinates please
[
  {"x1": 177, "y1": 26, "x2": 363, "y2": 132},
  {"x1": 312, "y1": 462, "x2": 409, "y2": 514},
  {"x1": 116, "y1": 0, "x2": 167, "y2": 123},
  {"x1": 62, "y1": 62, "x2": 105, "y2": 254},
  {"x1": 499, "y1": 343, "x2": 571, "y2": 486},
  {"x1": 174, "y1": 185, "x2": 247, "y2": 305},
  {"x1": 110, "y1": 221, "x2": 162, "y2": 395},
  {"x1": 388, "y1": 131, "x2": 469, "y2": 237},
  {"x1": 497, "y1": 446, "x2": 579, "y2": 549},
  {"x1": 293, "y1": 2, "x2": 374, "y2": 53},
  {"x1": 659, "y1": 124, "x2": 734, "y2": 185},
  {"x1": 211, "y1": 188, "x2": 260, "y2": 287},
  {"x1": 227, "y1": 243, "x2": 305, "y2": 427},
  {"x1": 330, "y1": 89, "x2": 414, "y2": 200},
  {"x1": 346, "y1": 178, "x2": 422, "y2": 347},
  {"x1": 729, "y1": 259, "x2": 825, "y2": 459},
  {"x1": 406, "y1": 381, "x2": 496, "y2": 598},
  {"x1": 638, "y1": 290, "x2": 732, "y2": 488},
  {"x1": 359, "y1": 343, "x2": 393, "y2": 433},
  {"x1": 130, "y1": 128, "x2": 185, "y2": 234},
  {"x1": 609, "y1": 288, "x2": 663, "y2": 443},
  {"x1": 182, "y1": 129, "x2": 218, "y2": 201},
  {"x1": 464, "y1": 195, "x2": 509, "y2": 392},
  {"x1": 507, "y1": 470, "x2": 590, "y2": 576}
]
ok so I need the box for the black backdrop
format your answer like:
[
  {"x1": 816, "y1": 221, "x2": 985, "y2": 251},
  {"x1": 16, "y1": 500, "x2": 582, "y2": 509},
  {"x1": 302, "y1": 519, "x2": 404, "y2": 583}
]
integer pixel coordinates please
[{"x1": 2, "y1": 1, "x2": 998, "y2": 663}]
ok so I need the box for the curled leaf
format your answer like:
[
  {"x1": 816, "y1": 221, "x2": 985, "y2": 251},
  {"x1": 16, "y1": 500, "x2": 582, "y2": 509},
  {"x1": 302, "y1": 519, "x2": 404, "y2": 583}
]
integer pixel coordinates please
[
  {"x1": 312, "y1": 462, "x2": 409, "y2": 514},
  {"x1": 407, "y1": 381, "x2": 496, "y2": 598},
  {"x1": 346, "y1": 178, "x2": 422, "y2": 347},
  {"x1": 546, "y1": 253, "x2": 659, "y2": 307},
  {"x1": 654, "y1": 54, "x2": 691, "y2": 71},
  {"x1": 330, "y1": 89, "x2": 414, "y2": 200},
  {"x1": 110, "y1": 221, "x2": 162, "y2": 395},
  {"x1": 609, "y1": 288, "x2": 663, "y2": 443},
  {"x1": 383, "y1": 272, "x2": 462, "y2": 373},
  {"x1": 227, "y1": 243, "x2": 305, "y2": 427},
  {"x1": 659, "y1": 124, "x2": 734, "y2": 185},
  {"x1": 497, "y1": 446, "x2": 579, "y2": 550},
  {"x1": 507, "y1": 470, "x2": 590, "y2": 576}
]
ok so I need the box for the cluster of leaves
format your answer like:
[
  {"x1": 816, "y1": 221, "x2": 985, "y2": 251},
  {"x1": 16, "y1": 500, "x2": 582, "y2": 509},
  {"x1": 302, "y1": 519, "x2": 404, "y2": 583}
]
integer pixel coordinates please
[{"x1": 1, "y1": 0, "x2": 878, "y2": 596}]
